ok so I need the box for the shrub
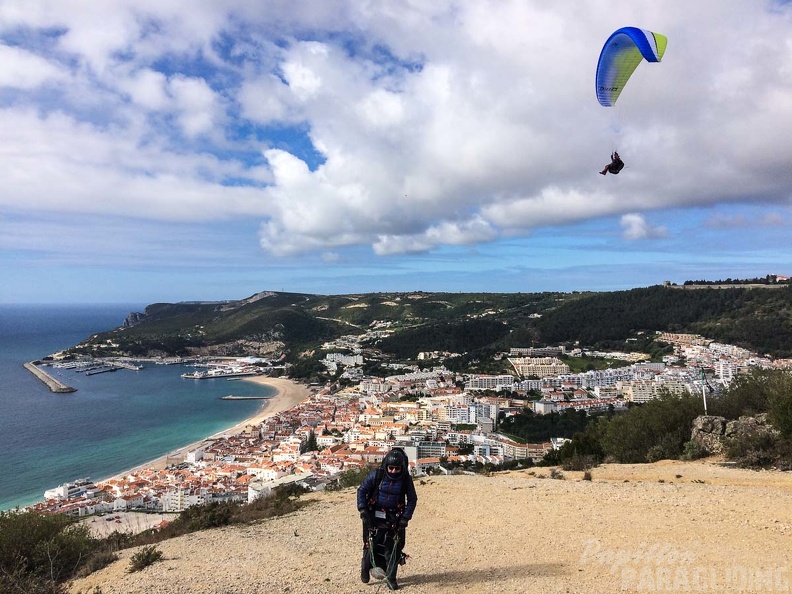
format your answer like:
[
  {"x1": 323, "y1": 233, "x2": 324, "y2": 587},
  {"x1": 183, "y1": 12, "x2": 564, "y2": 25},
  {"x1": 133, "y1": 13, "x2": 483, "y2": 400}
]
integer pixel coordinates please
[
  {"x1": 582, "y1": 470, "x2": 593, "y2": 481},
  {"x1": 0, "y1": 509, "x2": 98, "y2": 586},
  {"x1": 237, "y1": 485, "x2": 308, "y2": 523},
  {"x1": 681, "y1": 440, "x2": 709, "y2": 461},
  {"x1": 127, "y1": 545, "x2": 163, "y2": 573},
  {"x1": 171, "y1": 501, "x2": 235, "y2": 533},
  {"x1": 326, "y1": 466, "x2": 370, "y2": 491},
  {"x1": 76, "y1": 550, "x2": 118, "y2": 578},
  {"x1": 561, "y1": 454, "x2": 597, "y2": 471},
  {"x1": 0, "y1": 565, "x2": 69, "y2": 594},
  {"x1": 550, "y1": 468, "x2": 565, "y2": 480},
  {"x1": 601, "y1": 392, "x2": 703, "y2": 463},
  {"x1": 723, "y1": 431, "x2": 778, "y2": 468},
  {"x1": 767, "y1": 374, "x2": 792, "y2": 438}
]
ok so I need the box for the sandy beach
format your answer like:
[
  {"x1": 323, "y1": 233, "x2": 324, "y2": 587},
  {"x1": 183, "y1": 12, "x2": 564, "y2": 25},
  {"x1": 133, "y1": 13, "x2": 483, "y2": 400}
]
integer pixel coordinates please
[
  {"x1": 97, "y1": 376, "x2": 311, "y2": 481},
  {"x1": 83, "y1": 376, "x2": 311, "y2": 537}
]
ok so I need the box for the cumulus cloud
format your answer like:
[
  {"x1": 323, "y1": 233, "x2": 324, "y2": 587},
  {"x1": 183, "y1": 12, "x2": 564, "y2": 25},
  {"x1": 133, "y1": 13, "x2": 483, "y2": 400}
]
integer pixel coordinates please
[
  {"x1": 620, "y1": 213, "x2": 669, "y2": 241},
  {"x1": 1, "y1": 0, "x2": 791, "y2": 263},
  {"x1": 0, "y1": 44, "x2": 66, "y2": 89}
]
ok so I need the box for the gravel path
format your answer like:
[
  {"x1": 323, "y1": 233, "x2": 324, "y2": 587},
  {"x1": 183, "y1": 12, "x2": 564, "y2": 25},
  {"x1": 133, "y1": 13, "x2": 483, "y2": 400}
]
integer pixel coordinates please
[{"x1": 69, "y1": 459, "x2": 792, "y2": 594}]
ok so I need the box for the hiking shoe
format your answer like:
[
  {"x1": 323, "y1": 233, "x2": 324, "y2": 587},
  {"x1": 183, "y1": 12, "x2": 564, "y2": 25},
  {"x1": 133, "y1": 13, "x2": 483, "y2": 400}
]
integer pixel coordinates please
[{"x1": 386, "y1": 577, "x2": 399, "y2": 590}]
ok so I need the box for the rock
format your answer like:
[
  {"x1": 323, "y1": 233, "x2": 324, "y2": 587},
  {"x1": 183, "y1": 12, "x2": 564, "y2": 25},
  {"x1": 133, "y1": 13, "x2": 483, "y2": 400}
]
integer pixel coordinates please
[
  {"x1": 690, "y1": 415, "x2": 727, "y2": 455},
  {"x1": 123, "y1": 311, "x2": 147, "y2": 328},
  {"x1": 724, "y1": 413, "x2": 780, "y2": 440}
]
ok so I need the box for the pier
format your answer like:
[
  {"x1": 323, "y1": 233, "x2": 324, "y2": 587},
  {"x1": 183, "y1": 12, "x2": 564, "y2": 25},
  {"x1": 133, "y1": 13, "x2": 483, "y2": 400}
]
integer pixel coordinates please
[{"x1": 24, "y1": 361, "x2": 76, "y2": 393}]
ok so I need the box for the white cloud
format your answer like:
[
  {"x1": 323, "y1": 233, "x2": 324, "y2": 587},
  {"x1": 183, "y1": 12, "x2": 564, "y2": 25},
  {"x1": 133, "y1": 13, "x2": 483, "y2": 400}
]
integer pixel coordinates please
[
  {"x1": 620, "y1": 213, "x2": 669, "y2": 241},
  {"x1": 1, "y1": 0, "x2": 792, "y2": 264},
  {"x1": 0, "y1": 44, "x2": 66, "y2": 89},
  {"x1": 119, "y1": 68, "x2": 170, "y2": 111},
  {"x1": 168, "y1": 76, "x2": 222, "y2": 138}
]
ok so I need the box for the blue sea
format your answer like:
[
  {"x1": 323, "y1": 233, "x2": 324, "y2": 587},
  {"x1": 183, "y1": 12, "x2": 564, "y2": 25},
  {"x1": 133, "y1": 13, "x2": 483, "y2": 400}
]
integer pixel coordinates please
[{"x1": 0, "y1": 304, "x2": 275, "y2": 511}]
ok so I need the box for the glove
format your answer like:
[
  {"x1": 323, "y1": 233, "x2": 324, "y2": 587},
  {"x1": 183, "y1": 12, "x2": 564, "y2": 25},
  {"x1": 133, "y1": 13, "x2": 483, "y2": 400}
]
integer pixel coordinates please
[{"x1": 398, "y1": 516, "x2": 409, "y2": 529}]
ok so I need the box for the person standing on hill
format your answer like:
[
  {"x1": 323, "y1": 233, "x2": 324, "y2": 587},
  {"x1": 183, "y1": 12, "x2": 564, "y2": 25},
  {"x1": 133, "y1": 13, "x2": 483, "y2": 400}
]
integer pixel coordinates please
[{"x1": 357, "y1": 447, "x2": 417, "y2": 591}]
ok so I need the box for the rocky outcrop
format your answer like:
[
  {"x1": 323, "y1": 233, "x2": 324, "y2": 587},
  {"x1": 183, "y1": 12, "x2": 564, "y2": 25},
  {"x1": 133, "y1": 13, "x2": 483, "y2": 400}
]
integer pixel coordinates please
[
  {"x1": 690, "y1": 415, "x2": 727, "y2": 455},
  {"x1": 123, "y1": 311, "x2": 147, "y2": 328},
  {"x1": 690, "y1": 413, "x2": 781, "y2": 456},
  {"x1": 724, "y1": 412, "x2": 780, "y2": 441}
]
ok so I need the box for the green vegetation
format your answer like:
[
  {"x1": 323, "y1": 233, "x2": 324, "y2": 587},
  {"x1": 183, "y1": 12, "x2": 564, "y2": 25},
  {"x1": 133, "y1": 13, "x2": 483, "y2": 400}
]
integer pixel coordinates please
[
  {"x1": 599, "y1": 392, "x2": 703, "y2": 463},
  {"x1": 66, "y1": 286, "x2": 792, "y2": 379},
  {"x1": 534, "y1": 285, "x2": 792, "y2": 357},
  {"x1": 0, "y1": 510, "x2": 100, "y2": 594},
  {"x1": 499, "y1": 408, "x2": 590, "y2": 443},
  {"x1": 560, "y1": 354, "x2": 633, "y2": 373},
  {"x1": 0, "y1": 484, "x2": 311, "y2": 591},
  {"x1": 127, "y1": 545, "x2": 163, "y2": 573},
  {"x1": 541, "y1": 369, "x2": 792, "y2": 470}
]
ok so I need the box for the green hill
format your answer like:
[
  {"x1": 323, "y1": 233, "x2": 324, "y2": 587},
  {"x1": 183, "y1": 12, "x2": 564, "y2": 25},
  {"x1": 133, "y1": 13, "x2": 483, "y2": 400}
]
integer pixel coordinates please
[{"x1": 65, "y1": 285, "x2": 792, "y2": 363}]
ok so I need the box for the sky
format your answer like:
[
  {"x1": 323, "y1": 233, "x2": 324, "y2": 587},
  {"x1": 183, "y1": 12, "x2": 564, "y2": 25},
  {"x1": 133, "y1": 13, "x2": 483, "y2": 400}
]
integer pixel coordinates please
[{"x1": 1, "y1": 1, "x2": 791, "y2": 304}]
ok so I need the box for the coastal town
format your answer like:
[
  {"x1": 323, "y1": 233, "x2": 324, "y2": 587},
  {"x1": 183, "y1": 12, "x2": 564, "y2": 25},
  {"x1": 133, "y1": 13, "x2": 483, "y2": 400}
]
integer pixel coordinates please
[{"x1": 30, "y1": 329, "x2": 792, "y2": 521}]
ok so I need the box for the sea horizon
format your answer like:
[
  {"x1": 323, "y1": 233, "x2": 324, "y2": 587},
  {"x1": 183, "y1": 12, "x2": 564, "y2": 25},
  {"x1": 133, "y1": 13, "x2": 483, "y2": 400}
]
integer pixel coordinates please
[{"x1": 0, "y1": 304, "x2": 275, "y2": 511}]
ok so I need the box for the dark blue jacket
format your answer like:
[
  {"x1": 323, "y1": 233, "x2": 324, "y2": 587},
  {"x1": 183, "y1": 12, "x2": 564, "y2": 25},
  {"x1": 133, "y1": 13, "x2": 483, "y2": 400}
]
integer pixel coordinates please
[{"x1": 357, "y1": 468, "x2": 418, "y2": 520}]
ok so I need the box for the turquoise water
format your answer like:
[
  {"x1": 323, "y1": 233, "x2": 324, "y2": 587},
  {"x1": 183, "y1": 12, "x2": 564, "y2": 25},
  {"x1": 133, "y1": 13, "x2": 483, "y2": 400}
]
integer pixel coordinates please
[{"x1": 0, "y1": 304, "x2": 274, "y2": 511}]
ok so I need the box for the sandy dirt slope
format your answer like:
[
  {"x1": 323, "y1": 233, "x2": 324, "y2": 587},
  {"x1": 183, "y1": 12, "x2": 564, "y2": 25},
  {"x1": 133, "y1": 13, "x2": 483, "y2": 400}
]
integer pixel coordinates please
[{"x1": 70, "y1": 459, "x2": 792, "y2": 594}]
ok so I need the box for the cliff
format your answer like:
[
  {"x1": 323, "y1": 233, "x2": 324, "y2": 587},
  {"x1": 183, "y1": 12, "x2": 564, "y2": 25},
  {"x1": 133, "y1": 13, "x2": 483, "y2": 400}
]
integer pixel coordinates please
[{"x1": 69, "y1": 459, "x2": 792, "y2": 594}]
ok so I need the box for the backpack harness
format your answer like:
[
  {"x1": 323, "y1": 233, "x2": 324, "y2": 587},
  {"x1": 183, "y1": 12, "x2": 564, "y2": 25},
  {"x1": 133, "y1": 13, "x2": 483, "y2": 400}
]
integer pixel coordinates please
[{"x1": 367, "y1": 467, "x2": 408, "y2": 522}]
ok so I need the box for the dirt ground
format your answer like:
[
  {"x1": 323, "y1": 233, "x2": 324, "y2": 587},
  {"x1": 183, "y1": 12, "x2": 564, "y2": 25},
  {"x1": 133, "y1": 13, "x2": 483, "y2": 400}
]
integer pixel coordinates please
[{"x1": 70, "y1": 458, "x2": 792, "y2": 594}]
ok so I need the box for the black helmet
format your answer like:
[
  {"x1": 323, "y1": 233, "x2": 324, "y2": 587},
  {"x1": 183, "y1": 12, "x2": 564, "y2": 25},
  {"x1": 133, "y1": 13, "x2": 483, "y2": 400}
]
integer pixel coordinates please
[{"x1": 382, "y1": 448, "x2": 407, "y2": 478}]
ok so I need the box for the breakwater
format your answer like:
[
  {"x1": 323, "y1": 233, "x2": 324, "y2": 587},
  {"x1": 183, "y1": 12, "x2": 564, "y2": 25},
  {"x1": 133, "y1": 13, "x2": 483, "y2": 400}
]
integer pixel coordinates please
[{"x1": 23, "y1": 362, "x2": 76, "y2": 393}]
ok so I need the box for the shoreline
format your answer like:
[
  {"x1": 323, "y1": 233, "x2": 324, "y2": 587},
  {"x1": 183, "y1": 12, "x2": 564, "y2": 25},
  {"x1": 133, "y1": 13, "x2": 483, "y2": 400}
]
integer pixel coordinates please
[{"x1": 96, "y1": 376, "x2": 311, "y2": 483}]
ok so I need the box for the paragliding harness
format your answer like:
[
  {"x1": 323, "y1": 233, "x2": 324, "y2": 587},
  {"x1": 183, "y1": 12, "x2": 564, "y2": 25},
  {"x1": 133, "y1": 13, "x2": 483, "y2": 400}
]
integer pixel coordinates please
[
  {"x1": 363, "y1": 468, "x2": 409, "y2": 581},
  {"x1": 608, "y1": 152, "x2": 625, "y2": 174}
]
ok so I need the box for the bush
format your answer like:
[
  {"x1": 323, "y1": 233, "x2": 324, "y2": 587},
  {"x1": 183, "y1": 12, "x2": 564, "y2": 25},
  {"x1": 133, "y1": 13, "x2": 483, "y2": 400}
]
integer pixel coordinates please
[
  {"x1": 601, "y1": 392, "x2": 703, "y2": 463},
  {"x1": 723, "y1": 430, "x2": 779, "y2": 468},
  {"x1": 681, "y1": 440, "x2": 709, "y2": 461},
  {"x1": 767, "y1": 374, "x2": 792, "y2": 438},
  {"x1": 561, "y1": 454, "x2": 597, "y2": 471},
  {"x1": 238, "y1": 485, "x2": 308, "y2": 523},
  {"x1": 76, "y1": 550, "x2": 119, "y2": 578},
  {"x1": 127, "y1": 545, "x2": 163, "y2": 573},
  {"x1": 0, "y1": 509, "x2": 99, "y2": 587},
  {"x1": 0, "y1": 564, "x2": 69, "y2": 594},
  {"x1": 326, "y1": 466, "x2": 370, "y2": 491}
]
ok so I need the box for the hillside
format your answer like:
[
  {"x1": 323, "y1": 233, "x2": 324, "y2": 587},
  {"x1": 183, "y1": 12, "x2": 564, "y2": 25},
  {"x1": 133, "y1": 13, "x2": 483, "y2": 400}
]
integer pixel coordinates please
[
  {"x1": 69, "y1": 459, "x2": 792, "y2": 594},
  {"x1": 63, "y1": 285, "x2": 792, "y2": 362}
]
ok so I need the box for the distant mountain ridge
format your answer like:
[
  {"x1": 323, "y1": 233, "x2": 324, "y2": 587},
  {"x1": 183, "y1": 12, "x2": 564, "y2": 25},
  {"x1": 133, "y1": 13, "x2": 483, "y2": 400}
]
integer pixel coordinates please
[{"x1": 67, "y1": 285, "x2": 792, "y2": 361}]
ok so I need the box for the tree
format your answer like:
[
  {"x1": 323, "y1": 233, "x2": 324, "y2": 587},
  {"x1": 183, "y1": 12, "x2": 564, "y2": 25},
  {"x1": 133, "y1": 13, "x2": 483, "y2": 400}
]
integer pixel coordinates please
[
  {"x1": 304, "y1": 430, "x2": 318, "y2": 453},
  {"x1": 601, "y1": 391, "x2": 703, "y2": 463}
]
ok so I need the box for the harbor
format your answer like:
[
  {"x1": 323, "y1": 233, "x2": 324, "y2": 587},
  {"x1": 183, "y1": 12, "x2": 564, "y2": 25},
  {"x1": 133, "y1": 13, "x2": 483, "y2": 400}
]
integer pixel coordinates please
[{"x1": 23, "y1": 362, "x2": 76, "y2": 393}]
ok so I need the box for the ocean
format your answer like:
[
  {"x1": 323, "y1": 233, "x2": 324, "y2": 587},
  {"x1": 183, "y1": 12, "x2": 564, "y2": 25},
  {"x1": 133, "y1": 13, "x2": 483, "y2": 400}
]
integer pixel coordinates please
[{"x1": 0, "y1": 304, "x2": 275, "y2": 511}]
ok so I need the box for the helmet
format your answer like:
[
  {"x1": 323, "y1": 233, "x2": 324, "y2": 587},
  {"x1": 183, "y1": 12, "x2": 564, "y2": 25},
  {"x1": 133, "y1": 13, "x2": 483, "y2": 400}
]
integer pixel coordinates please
[{"x1": 382, "y1": 448, "x2": 407, "y2": 479}]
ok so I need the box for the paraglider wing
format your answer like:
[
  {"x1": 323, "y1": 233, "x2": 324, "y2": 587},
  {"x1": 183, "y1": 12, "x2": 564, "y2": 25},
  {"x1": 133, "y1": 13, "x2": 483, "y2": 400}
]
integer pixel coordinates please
[{"x1": 596, "y1": 27, "x2": 667, "y2": 107}]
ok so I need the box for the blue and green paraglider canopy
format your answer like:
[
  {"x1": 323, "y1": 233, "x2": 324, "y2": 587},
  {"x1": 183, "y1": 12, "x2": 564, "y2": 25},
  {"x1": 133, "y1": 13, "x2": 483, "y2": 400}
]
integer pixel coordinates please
[{"x1": 596, "y1": 27, "x2": 667, "y2": 107}]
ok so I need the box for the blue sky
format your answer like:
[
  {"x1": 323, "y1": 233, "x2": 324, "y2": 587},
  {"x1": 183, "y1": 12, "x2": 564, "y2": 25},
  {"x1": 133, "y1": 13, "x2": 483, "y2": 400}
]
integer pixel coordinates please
[{"x1": 1, "y1": 1, "x2": 791, "y2": 304}]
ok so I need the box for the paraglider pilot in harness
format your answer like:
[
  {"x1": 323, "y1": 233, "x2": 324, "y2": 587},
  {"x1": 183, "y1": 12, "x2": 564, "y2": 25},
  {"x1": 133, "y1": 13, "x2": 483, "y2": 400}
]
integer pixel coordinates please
[
  {"x1": 600, "y1": 151, "x2": 624, "y2": 175},
  {"x1": 357, "y1": 447, "x2": 417, "y2": 591}
]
